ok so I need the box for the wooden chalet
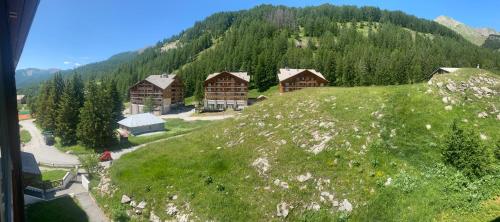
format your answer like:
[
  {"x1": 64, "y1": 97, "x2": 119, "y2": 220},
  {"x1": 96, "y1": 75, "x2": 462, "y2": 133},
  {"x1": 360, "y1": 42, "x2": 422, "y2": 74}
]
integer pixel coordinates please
[
  {"x1": 278, "y1": 68, "x2": 328, "y2": 93},
  {"x1": 204, "y1": 71, "x2": 250, "y2": 111},
  {"x1": 129, "y1": 74, "x2": 184, "y2": 115}
]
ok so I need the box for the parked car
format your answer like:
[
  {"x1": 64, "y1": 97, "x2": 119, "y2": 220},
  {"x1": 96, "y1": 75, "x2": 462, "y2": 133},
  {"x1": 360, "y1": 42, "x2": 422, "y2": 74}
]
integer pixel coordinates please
[{"x1": 42, "y1": 131, "x2": 54, "y2": 145}]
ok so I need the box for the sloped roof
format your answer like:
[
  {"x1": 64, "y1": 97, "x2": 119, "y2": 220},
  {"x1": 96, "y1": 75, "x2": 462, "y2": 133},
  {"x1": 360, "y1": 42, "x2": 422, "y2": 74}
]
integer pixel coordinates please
[
  {"x1": 7, "y1": 0, "x2": 40, "y2": 67},
  {"x1": 205, "y1": 71, "x2": 250, "y2": 82},
  {"x1": 21, "y1": 152, "x2": 41, "y2": 175},
  {"x1": 145, "y1": 74, "x2": 177, "y2": 90},
  {"x1": 438, "y1": 67, "x2": 460, "y2": 73},
  {"x1": 118, "y1": 113, "x2": 165, "y2": 128},
  {"x1": 17, "y1": 95, "x2": 25, "y2": 100},
  {"x1": 278, "y1": 68, "x2": 328, "y2": 82}
]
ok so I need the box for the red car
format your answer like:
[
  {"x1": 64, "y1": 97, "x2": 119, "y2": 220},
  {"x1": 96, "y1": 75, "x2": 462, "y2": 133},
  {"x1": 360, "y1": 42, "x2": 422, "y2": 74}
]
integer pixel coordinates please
[{"x1": 99, "y1": 151, "x2": 113, "y2": 162}]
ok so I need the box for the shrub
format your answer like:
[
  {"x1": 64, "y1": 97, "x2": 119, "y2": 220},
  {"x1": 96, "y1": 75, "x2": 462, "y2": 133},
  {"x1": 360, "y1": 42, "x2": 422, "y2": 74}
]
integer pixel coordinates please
[
  {"x1": 442, "y1": 121, "x2": 493, "y2": 179},
  {"x1": 81, "y1": 153, "x2": 100, "y2": 178}
]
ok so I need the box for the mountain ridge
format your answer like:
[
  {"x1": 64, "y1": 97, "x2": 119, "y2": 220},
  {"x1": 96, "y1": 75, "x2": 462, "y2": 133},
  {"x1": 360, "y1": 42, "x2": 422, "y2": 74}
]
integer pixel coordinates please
[
  {"x1": 434, "y1": 15, "x2": 499, "y2": 46},
  {"x1": 15, "y1": 68, "x2": 61, "y2": 89}
]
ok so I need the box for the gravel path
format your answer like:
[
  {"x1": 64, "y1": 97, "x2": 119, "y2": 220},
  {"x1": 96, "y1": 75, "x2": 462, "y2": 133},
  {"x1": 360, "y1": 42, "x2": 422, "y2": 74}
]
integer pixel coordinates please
[
  {"x1": 100, "y1": 133, "x2": 187, "y2": 168},
  {"x1": 19, "y1": 119, "x2": 80, "y2": 166}
]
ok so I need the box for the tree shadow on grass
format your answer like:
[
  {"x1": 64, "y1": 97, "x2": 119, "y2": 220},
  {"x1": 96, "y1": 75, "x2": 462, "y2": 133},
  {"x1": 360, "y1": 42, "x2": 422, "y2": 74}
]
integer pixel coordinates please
[{"x1": 26, "y1": 196, "x2": 88, "y2": 222}]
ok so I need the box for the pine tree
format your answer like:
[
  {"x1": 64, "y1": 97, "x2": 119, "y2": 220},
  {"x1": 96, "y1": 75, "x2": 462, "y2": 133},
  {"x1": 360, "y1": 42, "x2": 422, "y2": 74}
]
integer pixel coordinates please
[
  {"x1": 193, "y1": 79, "x2": 205, "y2": 105},
  {"x1": 56, "y1": 75, "x2": 84, "y2": 146},
  {"x1": 77, "y1": 81, "x2": 116, "y2": 149},
  {"x1": 77, "y1": 81, "x2": 100, "y2": 148},
  {"x1": 106, "y1": 79, "x2": 123, "y2": 127},
  {"x1": 143, "y1": 96, "x2": 154, "y2": 113}
]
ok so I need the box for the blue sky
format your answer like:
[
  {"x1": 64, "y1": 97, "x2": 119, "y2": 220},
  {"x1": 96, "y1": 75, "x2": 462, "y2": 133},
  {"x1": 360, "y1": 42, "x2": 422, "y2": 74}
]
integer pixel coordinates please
[{"x1": 17, "y1": 0, "x2": 500, "y2": 70}]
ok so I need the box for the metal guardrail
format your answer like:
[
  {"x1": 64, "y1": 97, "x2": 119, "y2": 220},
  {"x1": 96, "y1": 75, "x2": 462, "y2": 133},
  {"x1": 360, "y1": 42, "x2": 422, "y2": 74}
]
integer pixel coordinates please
[{"x1": 37, "y1": 161, "x2": 81, "y2": 168}]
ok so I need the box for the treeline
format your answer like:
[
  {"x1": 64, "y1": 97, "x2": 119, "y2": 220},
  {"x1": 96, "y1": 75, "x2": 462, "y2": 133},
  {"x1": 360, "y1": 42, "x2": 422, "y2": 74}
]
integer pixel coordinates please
[{"x1": 33, "y1": 74, "x2": 123, "y2": 149}]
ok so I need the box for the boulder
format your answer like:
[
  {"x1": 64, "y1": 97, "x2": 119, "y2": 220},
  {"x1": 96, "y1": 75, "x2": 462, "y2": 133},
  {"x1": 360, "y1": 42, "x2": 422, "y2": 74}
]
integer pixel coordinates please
[
  {"x1": 252, "y1": 157, "x2": 269, "y2": 176},
  {"x1": 165, "y1": 203, "x2": 178, "y2": 216},
  {"x1": 276, "y1": 202, "x2": 290, "y2": 218},
  {"x1": 446, "y1": 83, "x2": 456, "y2": 92},
  {"x1": 137, "y1": 201, "x2": 147, "y2": 209},
  {"x1": 297, "y1": 172, "x2": 312, "y2": 182},
  {"x1": 384, "y1": 177, "x2": 392, "y2": 186},
  {"x1": 149, "y1": 211, "x2": 161, "y2": 222},
  {"x1": 338, "y1": 199, "x2": 353, "y2": 212},
  {"x1": 442, "y1": 97, "x2": 449, "y2": 104},
  {"x1": 307, "y1": 202, "x2": 321, "y2": 211},
  {"x1": 130, "y1": 200, "x2": 137, "y2": 207},
  {"x1": 445, "y1": 105, "x2": 453, "y2": 111},
  {"x1": 121, "y1": 195, "x2": 131, "y2": 204},
  {"x1": 478, "y1": 112, "x2": 488, "y2": 118}
]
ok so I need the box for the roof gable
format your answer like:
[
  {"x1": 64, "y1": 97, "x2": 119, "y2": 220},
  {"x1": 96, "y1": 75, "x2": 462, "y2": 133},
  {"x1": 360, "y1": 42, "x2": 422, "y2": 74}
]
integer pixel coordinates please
[
  {"x1": 145, "y1": 74, "x2": 178, "y2": 89},
  {"x1": 205, "y1": 71, "x2": 250, "y2": 83},
  {"x1": 129, "y1": 74, "x2": 178, "y2": 90},
  {"x1": 278, "y1": 68, "x2": 328, "y2": 82},
  {"x1": 118, "y1": 113, "x2": 165, "y2": 128}
]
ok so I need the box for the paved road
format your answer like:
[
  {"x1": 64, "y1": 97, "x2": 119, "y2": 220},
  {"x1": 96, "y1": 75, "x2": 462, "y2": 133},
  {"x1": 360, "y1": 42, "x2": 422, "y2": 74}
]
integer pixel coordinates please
[
  {"x1": 100, "y1": 133, "x2": 187, "y2": 168},
  {"x1": 19, "y1": 119, "x2": 80, "y2": 166},
  {"x1": 51, "y1": 183, "x2": 109, "y2": 222}
]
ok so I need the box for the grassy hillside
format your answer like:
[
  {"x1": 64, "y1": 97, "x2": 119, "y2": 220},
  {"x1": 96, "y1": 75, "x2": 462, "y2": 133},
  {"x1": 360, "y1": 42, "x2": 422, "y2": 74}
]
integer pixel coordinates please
[{"x1": 95, "y1": 69, "x2": 499, "y2": 221}]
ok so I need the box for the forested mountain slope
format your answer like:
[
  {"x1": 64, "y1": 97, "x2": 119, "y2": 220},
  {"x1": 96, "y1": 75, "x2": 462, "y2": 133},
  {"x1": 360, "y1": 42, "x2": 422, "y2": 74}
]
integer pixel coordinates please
[
  {"x1": 25, "y1": 5, "x2": 500, "y2": 99},
  {"x1": 101, "y1": 5, "x2": 500, "y2": 97}
]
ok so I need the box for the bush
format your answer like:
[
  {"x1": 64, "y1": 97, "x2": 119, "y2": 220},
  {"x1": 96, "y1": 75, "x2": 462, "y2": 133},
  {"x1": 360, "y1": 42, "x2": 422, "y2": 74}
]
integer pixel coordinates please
[
  {"x1": 81, "y1": 153, "x2": 100, "y2": 178},
  {"x1": 442, "y1": 121, "x2": 493, "y2": 179}
]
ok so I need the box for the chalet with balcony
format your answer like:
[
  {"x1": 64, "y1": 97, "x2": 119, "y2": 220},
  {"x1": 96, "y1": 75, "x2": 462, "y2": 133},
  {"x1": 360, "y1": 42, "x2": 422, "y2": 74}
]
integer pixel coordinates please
[
  {"x1": 129, "y1": 74, "x2": 184, "y2": 115},
  {"x1": 204, "y1": 71, "x2": 250, "y2": 111},
  {"x1": 278, "y1": 68, "x2": 328, "y2": 93}
]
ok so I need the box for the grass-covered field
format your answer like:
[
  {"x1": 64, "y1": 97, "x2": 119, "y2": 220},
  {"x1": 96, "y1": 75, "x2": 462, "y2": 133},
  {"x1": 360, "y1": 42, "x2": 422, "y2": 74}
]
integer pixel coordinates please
[
  {"x1": 100, "y1": 69, "x2": 499, "y2": 221},
  {"x1": 20, "y1": 129, "x2": 31, "y2": 144},
  {"x1": 26, "y1": 196, "x2": 88, "y2": 222},
  {"x1": 56, "y1": 118, "x2": 210, "y2": 155},
  {"x1": 41, "y1": 170, "x2": 68, "y2": 181}
]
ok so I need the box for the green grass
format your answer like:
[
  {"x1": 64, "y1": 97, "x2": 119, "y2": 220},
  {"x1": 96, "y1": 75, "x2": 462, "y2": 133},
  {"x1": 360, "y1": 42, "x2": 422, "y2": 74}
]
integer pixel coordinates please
[
  {"x1": 26, "y1": 196, "x2": 88, "y2": 222},
  {"x1": 185, "y1": 85, "x2": 278, "y2": 105},
  {"x1": 20, "y1": 129, "x2": 31, "y2": 143},
  {"x1": 56, "y1": 118, "x2": 212, "y2": 155},
  {"x1": 184, "y1": 96, "x2": 196, "y2": 105},
  {"x1": 100, "y1": 69, "x2": 499, "y2": 221},
  {"x1": 41, "y1": 170, "x2": 68, "y2": 181},
  {"x1": 248, "y1": 85, "x2": 279, "y2": 98}
]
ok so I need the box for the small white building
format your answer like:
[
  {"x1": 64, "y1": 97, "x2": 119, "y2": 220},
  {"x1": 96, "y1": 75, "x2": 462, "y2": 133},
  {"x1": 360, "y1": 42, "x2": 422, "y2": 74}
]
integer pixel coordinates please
[
  {"x1": 431, "y1": 67, "x2": 459, "y2": 75},
  {"x1": 17, "y1": 95, "x2": 26, "y2": 105},
  {"x1": 118, "y1": 113, "x2": 166, "y2": 135}
]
